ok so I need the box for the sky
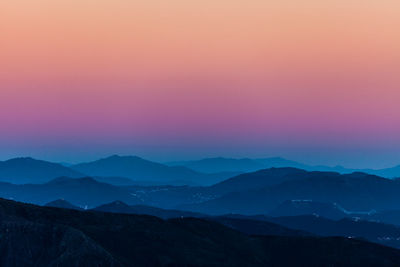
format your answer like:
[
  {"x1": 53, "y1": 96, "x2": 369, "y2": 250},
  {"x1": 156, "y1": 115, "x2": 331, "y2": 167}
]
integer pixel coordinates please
[{"x1": 0, "y1": 0, "x2": 399, "y2": 167}]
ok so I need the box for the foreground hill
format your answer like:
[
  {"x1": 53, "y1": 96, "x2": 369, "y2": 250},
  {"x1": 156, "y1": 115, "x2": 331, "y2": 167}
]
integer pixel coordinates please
[
  {"x1": 0, "y1": 157, "x2": 84, "y2": 184},
  {"x1": 71, "y1": 155, "x2": 231, "y2": 186},
  {"x1": 264, "y1": 215, "x2": 400, "y2": 249},
  {"x1": 269, "y1": 200, "x2": 349, "y2": 220},
  {"x1": 91, "y1": 201, "x2": 312, "y2": 237},
  {"x1": 92, "y1": 200, "x2": 203, "y2": 219},
  {"x1": 45, "y1": 199, "x2": 83, "y2": 210},
  {"x1": 1, "y1": 198, "x2": 400, "y2": 266},
  {"x1": 89, "y1": 200, "x2": 400, "y2": 249}
]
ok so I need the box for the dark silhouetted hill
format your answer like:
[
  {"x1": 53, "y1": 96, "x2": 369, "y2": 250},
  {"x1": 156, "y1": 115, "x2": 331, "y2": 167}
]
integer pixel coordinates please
[
  {"x1": 269, "y1": 200, "x2": 348, "y2": 220},
  {"x1": 45, "y1": 199, "x2": 83, "y2": 210},
  {"x1": 167, "y1": 157, "x2": 265, "y2": 173},
  {"x1": 264, "y1": 215, "x2": 400, "y2": 249},
  {"x1": 92, "y1": 200, "x2": 203, "y2": 219},
  {"x1": 1, "y1": 198, "x2": 400, "y2": 266}
]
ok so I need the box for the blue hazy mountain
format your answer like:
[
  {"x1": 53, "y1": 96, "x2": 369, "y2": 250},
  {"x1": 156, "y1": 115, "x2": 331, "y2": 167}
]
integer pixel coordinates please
[
  {"x1": 208, "y1": 167, "x2": 309, "y2": 195},
  {"x1": 167, "y1": 157, "x2": 266, "y2": 173},
  {"x1": 91, "y1": 176, "x2": 139, "y2": 186},
  {"x1": 167, "y1": 157, "x2": 308, "y2": 173},
  {"x1": 180, "y1": 169, "x2": 400, "y2": 215},
  {"x1": 3, "y1": 166, "x2": 400, "y2": 215},
  {"x1": 71, "y1": 155, "x2": 233, "y2": 186},
  {"x1": 0, "y1": 157, "x2": 84, "y2": 184},
  {"x1": 0, "y1": 177, "x2": 143, "y2": 208},
  {"x1": 168, "y1": 156, "x2": 400, "y2": 178}
]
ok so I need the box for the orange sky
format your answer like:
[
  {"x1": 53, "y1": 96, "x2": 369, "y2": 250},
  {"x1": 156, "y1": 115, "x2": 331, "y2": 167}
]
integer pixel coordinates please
[{"x1": 0, "y1": 0, "x2": 399, "y2": 166}]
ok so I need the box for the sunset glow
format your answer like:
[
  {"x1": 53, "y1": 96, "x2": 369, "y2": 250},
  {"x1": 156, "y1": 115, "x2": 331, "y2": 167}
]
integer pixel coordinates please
[{"x1": 1, "y1": 0, "x2": 399, "y2": 166}]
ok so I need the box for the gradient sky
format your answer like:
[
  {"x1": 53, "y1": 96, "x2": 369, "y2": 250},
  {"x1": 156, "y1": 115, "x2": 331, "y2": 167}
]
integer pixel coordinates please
[{"x1": 1, "y1": 0, "x2": 399, "y2": 167}]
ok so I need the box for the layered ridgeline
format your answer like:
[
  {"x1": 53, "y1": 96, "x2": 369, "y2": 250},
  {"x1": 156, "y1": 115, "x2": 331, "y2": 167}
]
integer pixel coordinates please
[
  {"x1": 179, "y1": 168, "x2": 400, "y2": 215},
  {"x1": 70, "y1": 155, "x2": 237, "y2": 185},
  {"x1": 1, "y1": 198, "x2": 400, "y2": 267},
  {"x1": 44, "y1": 199, "x2": 400, "y2": 250},
  {"x1": 0, "y1": 157, "x2": 84, "y2": 184},
  {"x1": 167, "y1": 157, "x2": 400, "y2": 178},
  {"x1": 0, "y1": 156, "x2": 236, "y2": 186},
  {"x1": 1, "y1": 155, "x2": 400, "y2": 187},
  {"x1": 3, "y1": 167, "x2": 400, "y2": 215}
]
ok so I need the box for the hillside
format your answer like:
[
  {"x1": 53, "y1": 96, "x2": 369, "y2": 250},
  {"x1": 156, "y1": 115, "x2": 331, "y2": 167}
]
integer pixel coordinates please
[
  {"x1": 71, "y1": 155, "x2": 230, "y2": 186},
  {"x1": 0, "y1": 157, "x2": 83, "y2": 184},
  {"x1": 1, "y1": 198, "x2": 400, "y2": 266}
]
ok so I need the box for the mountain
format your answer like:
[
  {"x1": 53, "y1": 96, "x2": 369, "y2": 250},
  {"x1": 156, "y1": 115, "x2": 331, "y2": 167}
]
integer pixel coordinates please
[
  {"x1": 71, "y1": 155, "x2": 230, "y2": 186},
  {"x1": 181, "y1": 169, "x2": 400, "y2": 215},
  {"x1": 0, "y1": 177, "x2": 143, "y2": 208},
  {"x1": 92, "y1": 201, "x2": 312, "y2": 237},
  {"x1": 263, "y1": 215, "x2": 400, "y2": 249},
  {"x1": 255, "y1": 157, "x2": 310, "y2": 169},
  {"x1": 2, "y1": 198, "x2": 400, "y2": 266},
  {"x1": 167, "y1": 157, "x2": 310, "y2": 173},
  {"x1": 362, "y1": 165, "x2": 400, "y2": 179},
  {"x1": 208, "y1": 167, "x2": 310, "y2": 195},
  {"x1": 269, "y1": 200, "x2": 349, "y2": 220},
  {"x1": 167, "y1": 157, "x2": 265, "y2": 173},
  {"x1": 168, "y1": 156, "x2": 400, "y2": 178},
  {"x1": 91, "y1": 200, "x2": 400, "y2": 250},
  {"x1": 92, "y1": 201, "x2": 203, "y2": 219},
  {"x1": 45, "y1": 199, "x2": 83, "y2": 210},
  {"x1": 362, "y1": 210, "x2": 400, "y2": 226},
  {"x1": 0, "y1": 157, "x2": 84, "y2": 184},
  {"x1": 219, "y1": 213, "x2": 400, "y2": 249},
  {"x1": 92, "y1": 176, "x2": 138, "y2": 186},
  {"x1": 206, "y1": 216, "x2": 312, "y2": 237}
]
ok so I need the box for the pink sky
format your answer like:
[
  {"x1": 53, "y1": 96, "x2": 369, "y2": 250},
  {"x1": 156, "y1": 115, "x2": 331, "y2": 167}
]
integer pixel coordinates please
[{"x1": 0, "y1": 0, "x2": 399, "y2": 167}]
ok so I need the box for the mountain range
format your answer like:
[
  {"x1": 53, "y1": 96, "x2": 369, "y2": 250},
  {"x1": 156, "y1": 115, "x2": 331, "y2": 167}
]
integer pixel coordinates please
[
  {"x1": 70, "y1": 155, "x2": 239, "y2": 186},
  {"x1": 2, "y1": 198, "x2": 400, "y2": 266},
  {"x1": 167, "y1": 157, "x2": 400, "y2": 178},
  {"x1": 1, "y1": 155, "x2": 400, "y2": 188},
  {"x1": 0, "y1": 155, "x2": 237, "y2": 186},
  {"x1": 45, "y1": 199, "x2": 400, "y2": 250},
  {"x1": 0, "y1": 177, "x2": 143, "y2": 208},
  {"x1": 3, "y1": 166, "x2": 400, "y2": 214},
  {"x1": 0, "y1": 157, "x2": 84, "y2": 184},
  {"x1": 180, "y1": 169, "x2": 400, "y2": 215}
]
